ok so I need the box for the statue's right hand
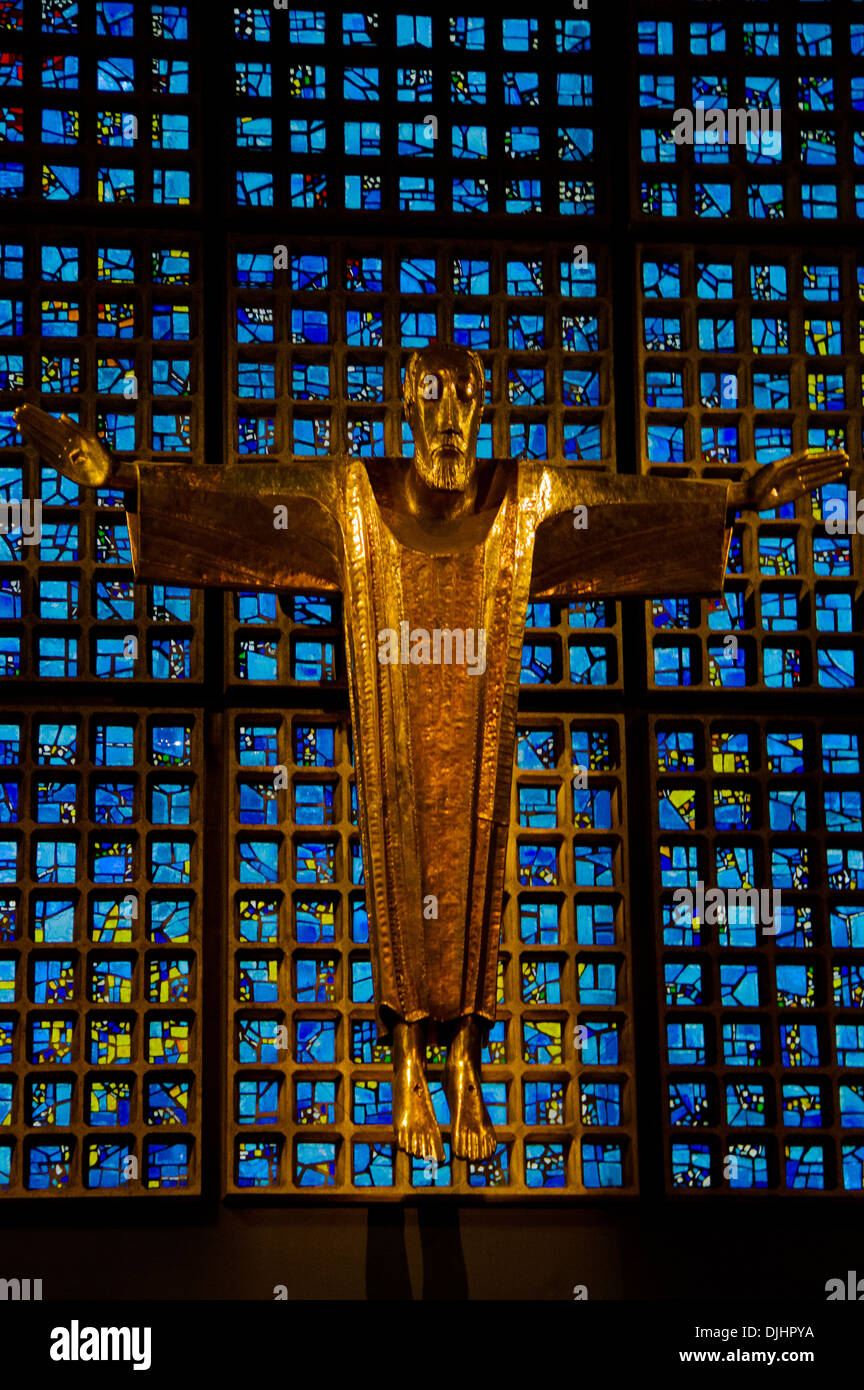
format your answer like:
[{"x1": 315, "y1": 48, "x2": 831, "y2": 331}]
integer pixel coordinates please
[{"x1": 14, "y1": 406, "x2": 115, "y2": 488}]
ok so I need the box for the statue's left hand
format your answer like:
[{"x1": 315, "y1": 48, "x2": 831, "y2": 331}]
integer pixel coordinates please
[{"x1": 728, "y1": 449, "x2": 849, "y2": 513}]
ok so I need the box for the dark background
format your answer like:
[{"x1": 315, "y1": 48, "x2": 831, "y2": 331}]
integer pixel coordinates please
[{"x1": 0, "y1": 1195, "x2": 857, "y2": 1299}]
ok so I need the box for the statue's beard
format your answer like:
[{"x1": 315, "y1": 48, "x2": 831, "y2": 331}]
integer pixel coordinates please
[{"x1": 417, "y1": 447, "x2": 472, "y2": 493}]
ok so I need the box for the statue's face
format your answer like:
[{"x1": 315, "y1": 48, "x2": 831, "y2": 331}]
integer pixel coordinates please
[{"x1": 405, "y1": 348, "x2": 482, "y2": 492}]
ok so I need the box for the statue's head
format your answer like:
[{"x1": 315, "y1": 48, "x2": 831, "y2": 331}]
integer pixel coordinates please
[{"x1": 403, "y1": 345, "x2": 484, "y2": 494}]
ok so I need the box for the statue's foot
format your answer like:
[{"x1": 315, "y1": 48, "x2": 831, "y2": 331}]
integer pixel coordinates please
[
  {"x1": 392, "y1": 1021, "x2": 445, "y2": 1163},
  {"x1": 444, "y1": 1015, "x2": 497, "y2": 1163}
]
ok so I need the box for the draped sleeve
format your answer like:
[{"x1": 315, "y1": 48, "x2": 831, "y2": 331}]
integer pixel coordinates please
[
  {"x1": 126, "y1": 459, "x2": 343, "y2": 591},
  {"x1": 529, "y1": 468, "x2": 732, "y2": 599}
]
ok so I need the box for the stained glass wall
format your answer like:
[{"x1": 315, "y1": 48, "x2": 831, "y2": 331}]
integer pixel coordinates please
[
  {"x1": 0, "y1": 0, "x2": 195, "y2": 209},
  {"x1": 639, "y1": 244, "x2": 862, "y2": 693},
  {"x1": 1, "y1": 231, "x2": 203, "y2": 683},
  {"x1": 0, "y1": 0, "x2": 204, "y2": 1195},
  {"x1": 226, "y1": 711, "x2": 636, "y2": 1195},
  {"x1": 222, "y1": 142, "x2": 633, "y2": 1186},
  {"x1": 1, "y1": 0, "x2": 862, "y2": 1204},
  {"x1": 0, "y1": 708, "x2": 204, "y2": 1195},
  {"x1": 227, "y1": 8, "x2": 598, "y2": 217},
  {"x1": 226, "y1": 235, "x2": 621, "y2": 697},
  {"x1": 634, "y1": 3, "x2": 864, "y2": 224},
  {"x1": 634, "y1": 0, "x2": 864, "y2": 1196},
  {"x1": 653, "y1": 718, "x2": 864, "y2": 1193},
  {"x1": 222, "y1": 186, "x2": 636, "y2": 1190}
]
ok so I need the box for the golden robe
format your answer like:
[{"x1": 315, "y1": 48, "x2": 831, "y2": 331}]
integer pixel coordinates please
[{"x1": 126, "y1": 456, "x2": 731, "y2": 1029}]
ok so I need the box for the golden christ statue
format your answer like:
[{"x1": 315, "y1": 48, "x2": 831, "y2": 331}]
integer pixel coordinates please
[{"x1": 16, "y1": 346, "x2": 848, "y2": 1166}]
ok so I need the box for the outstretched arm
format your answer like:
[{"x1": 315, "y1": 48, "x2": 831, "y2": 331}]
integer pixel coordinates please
[
  {"x1": 529, "y1": 449, "x2": 849, "y2": 600},
  {"x1": 727, "y1": 449, "x2": 848, "y2": 516},
  {"x1": 15, "y1": 405, "x2": 342, "y2": 591}
]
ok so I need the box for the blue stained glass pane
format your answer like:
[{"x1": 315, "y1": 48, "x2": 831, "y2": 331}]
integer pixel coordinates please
[
  {"x1": 640, "y1": 74, "x2": 676, "y2": 109},
  {"x1": 42, "y1": 2, "x2": 79, "y2": 34},
  {"x1": 286, "y1": 11, "x2": 319, "y2": 44},
  {"x1": 556, "y1": 19, "x2": 590, "y2": 55},
  {"x1": 97, "y1": 57, "x2": 135, "y2": 92},
  {"x1": 638, "y1": 21, "x2": 673, "y2": 57},
  {"x1": 152, "y1": 6, "x2": 188, "y2": 41},
  {"x1": 42, "y1": 55, "x2": 78, "y2": 89},
  {"x1": 396, "y1": 15, "x2": 431, "y2": 48}
]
